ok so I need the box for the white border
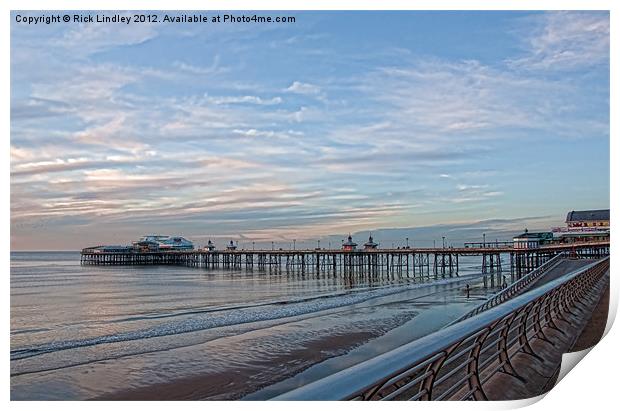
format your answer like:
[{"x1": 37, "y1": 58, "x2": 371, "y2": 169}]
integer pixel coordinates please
[{"x1": 4, "y1": 1, "x2": 616, "y2": 410}]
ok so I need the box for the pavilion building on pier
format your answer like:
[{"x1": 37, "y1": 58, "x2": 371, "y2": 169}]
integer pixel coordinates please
[
  {"x1": 364, "y1": 234, "x2": 379, "y2": 250},
  {"x1": 342, "y1": 235, "x2": 358, "y2": 251},
  {"x1": 226, "y1": 240, "x2": 238, "y2": 250},
  {"x1": 204, "y1": 240, "x2": 216, "y2": 251}
]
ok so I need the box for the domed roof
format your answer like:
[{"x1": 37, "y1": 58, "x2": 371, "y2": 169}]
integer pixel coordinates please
[
  {"x1": 364, "y1": 234, "x2": 378, "y2": 247},
  {"x1": 342, "y1": 234, "x2": 357, "y2": 247}
]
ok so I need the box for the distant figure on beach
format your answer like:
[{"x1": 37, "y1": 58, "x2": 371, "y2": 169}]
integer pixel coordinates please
[{"x1": 465, "y1": 284, "x2": 470, "y2": 299}]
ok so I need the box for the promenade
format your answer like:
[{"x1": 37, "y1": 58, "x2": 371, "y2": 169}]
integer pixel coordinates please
[{"x1": 483, "y1": 267, "x2": 609, "y2": 399}]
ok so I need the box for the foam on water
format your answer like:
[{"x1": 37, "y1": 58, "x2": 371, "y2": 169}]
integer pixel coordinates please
[{"x1": 11, "y1": 273, "x2": 482, "y2": 362}]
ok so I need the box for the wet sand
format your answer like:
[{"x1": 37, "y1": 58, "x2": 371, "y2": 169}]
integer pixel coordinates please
[
  {"x1": 99, "y1": 331, "x2": 375, "y2": 400},
  {"x1": 13, "y1": 253, "x2": 493, "y2": 400}
]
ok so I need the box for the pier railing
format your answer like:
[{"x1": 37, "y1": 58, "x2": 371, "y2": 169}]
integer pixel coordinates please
[
  {"x1": 445, "y1": 252, "x2": 568, "y2": 327},
  {"x1": 271, "y1": 256, "x2": 609, "y2": 401},
  {"x1": 464, "y1": 241, "x2": 513, "y2": 249}
]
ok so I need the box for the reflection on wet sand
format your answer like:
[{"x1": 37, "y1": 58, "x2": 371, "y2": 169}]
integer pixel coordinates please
[{"x1": 11, "y1": 252, "x2": 498, "y2": 400}]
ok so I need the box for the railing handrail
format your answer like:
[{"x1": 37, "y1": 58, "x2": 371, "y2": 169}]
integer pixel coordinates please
[
  {"x1": 445, "y1": 252, "x2": 568, "y2": 327},
  {"x1": 270, "y1": 256, "x2": 608, "y2": 401}
]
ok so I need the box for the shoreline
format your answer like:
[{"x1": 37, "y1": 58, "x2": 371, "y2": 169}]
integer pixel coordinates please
[{"x1": 97, "y1": 331, "x2": 377, "y2": 400}]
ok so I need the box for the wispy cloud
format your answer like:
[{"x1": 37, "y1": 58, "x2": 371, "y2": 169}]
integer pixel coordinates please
[
  {"x1": 53, "y1": 12, "x2": 158, "y2": 55},
  {"x1": 172, "y1": 57, "x2": 229, "y2": 76},
  {"x1": 509, "y1": 11, "x2": 609, "y2": 70},
  {"x1": 451, "y1": 184, "x2": 503, "y2": 204},
  {"x1": 10, "y1": 11, "x2": 609, "y2": 250},
  {"x1": 209, "y1": 95, "x2": 282, "y2": 105},
  {"x1": 285, "y1": 81, "x2": 322, "y2": 95},
  {"x1": 363, "y1": 59, "x2": 592, "y2": 137}
]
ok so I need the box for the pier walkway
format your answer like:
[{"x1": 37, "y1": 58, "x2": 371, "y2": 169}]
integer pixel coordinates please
[{"x1": 81, "y1": 242, "x2": 609, "y2": 285}]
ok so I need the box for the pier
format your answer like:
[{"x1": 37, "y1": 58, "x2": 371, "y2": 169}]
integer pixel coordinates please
[{"x1": 81, "y1": 242, "x2": 609, "y2": 284}]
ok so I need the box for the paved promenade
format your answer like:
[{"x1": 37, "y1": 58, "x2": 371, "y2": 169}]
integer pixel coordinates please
[{"x1": 482, "y1": 268, "x2": 609, "y2": 400}]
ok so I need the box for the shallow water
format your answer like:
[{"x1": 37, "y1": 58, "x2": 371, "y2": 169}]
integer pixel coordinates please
[{"x1": 11, "y1": 251, "x2": 499, "y2": 400}]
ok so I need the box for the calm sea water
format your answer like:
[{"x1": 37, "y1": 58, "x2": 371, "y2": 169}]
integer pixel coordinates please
[{"x1": 11, "y1": 251, "x2": 498, "y2": 400}]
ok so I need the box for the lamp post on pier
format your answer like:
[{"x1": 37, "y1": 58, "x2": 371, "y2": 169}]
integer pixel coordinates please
[{"x1": 406, "y1": 237, "x2": 409, "y2": 249}]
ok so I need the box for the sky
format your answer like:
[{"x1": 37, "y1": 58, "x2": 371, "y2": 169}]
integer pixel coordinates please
[{"x1": 10, "y1": 11, "x2": 610, "y2": 250}]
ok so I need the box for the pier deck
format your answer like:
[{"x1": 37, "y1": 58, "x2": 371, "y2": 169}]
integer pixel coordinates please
[{"x1": 80, "y1": 242, "x2": 609, "y2": 283}]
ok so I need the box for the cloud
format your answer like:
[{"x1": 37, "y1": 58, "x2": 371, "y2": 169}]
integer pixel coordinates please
[
  {"x1": 232, "y1": 129, "x2": 277, "y2": 138},
  {"x1": 509, "y1": 11, "x2": 609, "y2": 70},
  {"x1": 53, "y1": 12, "x2": 158, "y2": 56},
  {"x1": 209, "y1": 95, "x2": 282, "y2": 105},
  {"x1": 36, "y1": 65, "x2": 135, "y2": 100},
  {"x1": 352, "y1": 56, "x2": 607, "y2": 143},
  {"x1": 73, "y1": 115, "x2": 149, "y2": 153},
  {"x1": 10, "y1": 11, "x2": 609, "y2": 250},
  {"x1": 268, "y1": 33, "x2": 329, "y2": 49},
  {"x1": 172, "y1": 57, "x2": 229, "y2": 76},
  {"x1": 369, "y1": 61, "x2": 558, "y2": 134},
  {"x1": 11, "y1": 157, "x2": 139, "y2": 177},
  {"x1": 285, "y1": 81, "x2": 322, "y2": 95},
  {"x1": 10, "y1": 97, "x2": 74, "y2": 120}
]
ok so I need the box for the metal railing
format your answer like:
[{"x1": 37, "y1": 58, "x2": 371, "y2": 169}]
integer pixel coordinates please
[
  {"x1": 271, "y1": 256, "x2": 609, "y2": 401},
  {"x1": 463, "y1": 241, "x2": 513, "y2": 249},
  {"x1": 446, "y1": 252, "x2": 568, "y2": 327}
]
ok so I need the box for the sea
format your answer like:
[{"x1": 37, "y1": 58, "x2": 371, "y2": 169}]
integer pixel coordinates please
[{"x1": 11, "y1": 251, "x2": 501, "y2": 400}]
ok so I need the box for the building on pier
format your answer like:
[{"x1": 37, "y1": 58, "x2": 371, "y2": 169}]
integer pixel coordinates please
[
  {"x1": 342, "y1": 235, "x2": 357, "y2": 251},
  {"x1": 364, "y1": 234, "x2": 379, "y2": 250},
  {"x1": 134, "y1": 235, "x2": 194, "y2": 250},
  {"x1": 226, "y1": 240, "x2": 238, "y2": 250},
  {"x1": 204, "y1": 240, "x2": 216, "y2": 251},
  {"x1": 557, "y1": 231, "x2": 610, "y2": 243},
  {"x1": 552, "y1": 209, "x2": 610, "y2": 243},
  {"x1": 132, "y1": 240, "x2": 160, "y2": 252},
  {"x1": 565, "y1": 209, "x2": 609, "y2": 228},
  {"x1": 513, "y1": 229, "x2": 553, "y2": 249},
  {"x1": 86, "y1": 245, "x2": 133, "y2": 253}
]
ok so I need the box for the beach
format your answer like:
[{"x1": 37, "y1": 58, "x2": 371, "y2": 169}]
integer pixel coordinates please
[{"x1": 11, "y1": 251, "x2": 496, "y2": 400}]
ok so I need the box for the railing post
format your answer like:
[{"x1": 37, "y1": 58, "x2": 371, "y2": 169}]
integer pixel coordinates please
[
  {"x1": 466, "y1": 328, "x2": 491, "y2": 400},
  {"x1": 497, "y1": 311, "x2": 526, "y2": 382},
  {"x1": 518, "y1": 301, "x2": 545, "y2": 360},
  {"x1": 419, "y1": 347, "x2": 456, "y2": 400},
  {"x1": 543, "y1": 288, "x2": 567, "y2": 335}
]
